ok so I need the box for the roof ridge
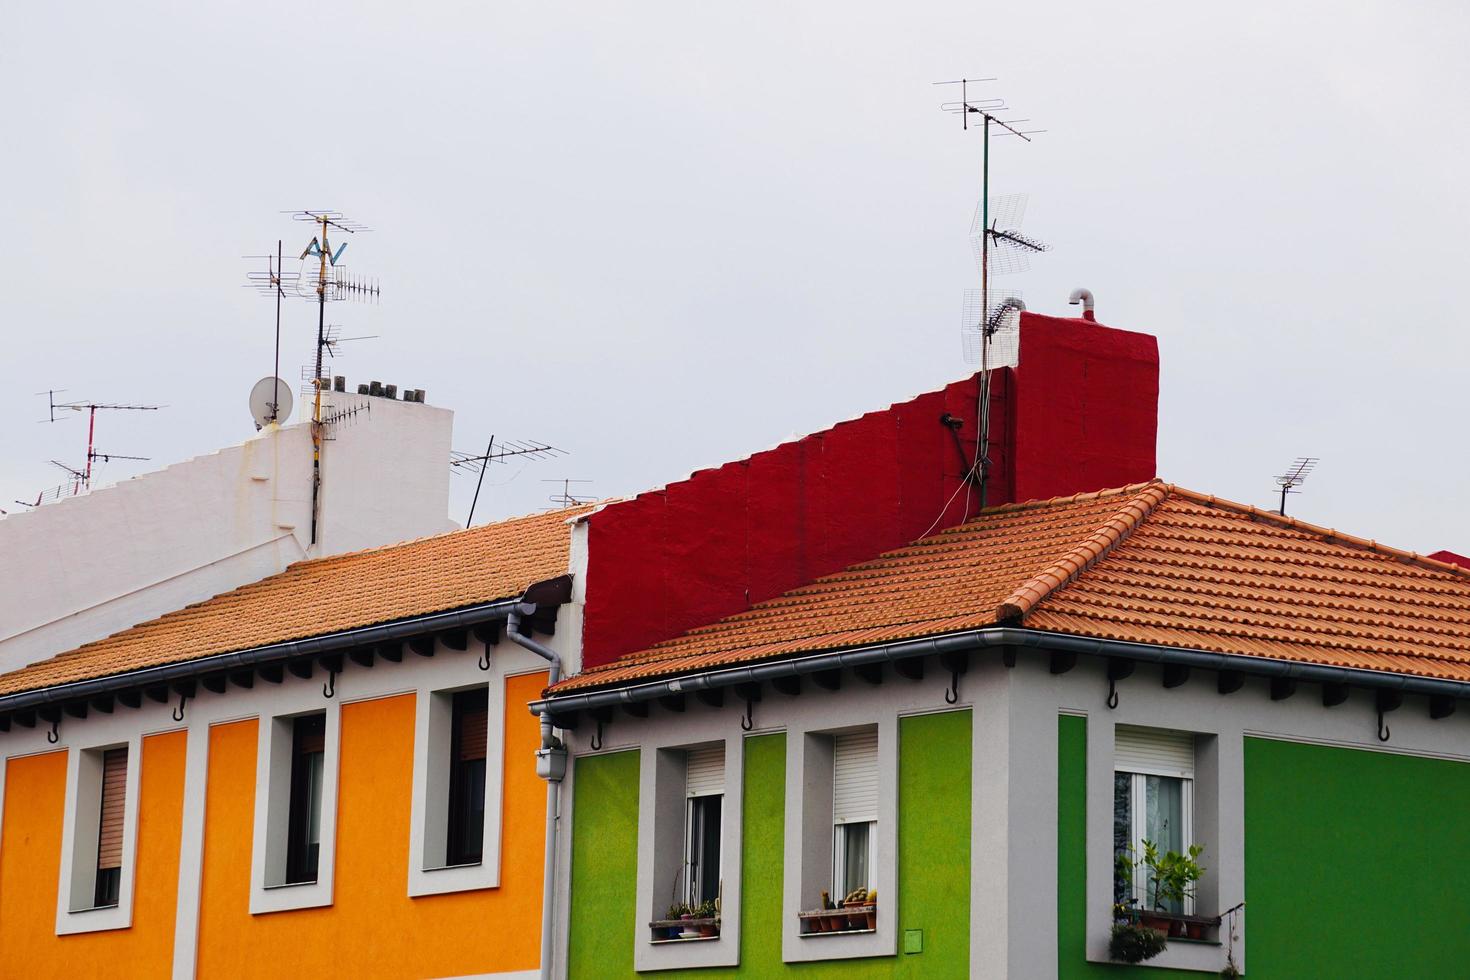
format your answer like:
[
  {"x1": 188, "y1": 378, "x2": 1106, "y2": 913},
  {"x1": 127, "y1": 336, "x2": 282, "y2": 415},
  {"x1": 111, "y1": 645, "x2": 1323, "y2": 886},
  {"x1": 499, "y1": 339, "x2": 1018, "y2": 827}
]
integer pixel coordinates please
[
  {"x1": 1165, "y1": 486, "x2": 1470, "y2": 580},
  {"x1": 282, "y1": 502, "x2": 599, "y2": 572},
  {"x1": 995, "y1": 483, "x2": 1172, "y2": 621},
  {"x1": 960, "y1": 479, "x2": 1165, "y2": 522}
]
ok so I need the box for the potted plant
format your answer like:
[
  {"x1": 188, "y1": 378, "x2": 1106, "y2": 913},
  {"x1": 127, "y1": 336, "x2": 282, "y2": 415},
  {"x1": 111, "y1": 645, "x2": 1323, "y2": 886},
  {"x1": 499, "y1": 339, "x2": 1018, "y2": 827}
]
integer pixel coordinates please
[
  {"x1": 695, "y1": 899, "x2": 719, "y2": 938},
  {"x1": 1141, "y1": 840, "x2": 1206, "y2": 936},
  {"x1": 865, "y1": 889, "x2": 877, "y2": 930},
  {"x1": 842, "y1": 887, "x2": 870, "y2": 930},
  {"x1": 1109, "y1": 922, "x2": 1168, "y2": 964},
  {"x1": 664, "y1": 903, "x2": 690, "y2": 940}
]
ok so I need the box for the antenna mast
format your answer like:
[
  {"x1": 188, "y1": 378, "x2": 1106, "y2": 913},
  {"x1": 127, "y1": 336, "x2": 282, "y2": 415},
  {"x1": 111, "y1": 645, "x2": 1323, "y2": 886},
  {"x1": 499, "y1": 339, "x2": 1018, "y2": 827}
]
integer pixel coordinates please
[
  {"x1": 1274, "y1": 457, "x2": 1318, "y2": 515},
  {"x1": 936, "y1": 78, "x2": 1044, "y2": 507},
  {"x1": 282, "y1": 211, "x2": 380, "y2": 546},
  {"x1": 41, "y1": 391, "x2": 162, "y2": 493},
  {"x1": 452, "y1": 438, "x2": 567, "y2": 526}
]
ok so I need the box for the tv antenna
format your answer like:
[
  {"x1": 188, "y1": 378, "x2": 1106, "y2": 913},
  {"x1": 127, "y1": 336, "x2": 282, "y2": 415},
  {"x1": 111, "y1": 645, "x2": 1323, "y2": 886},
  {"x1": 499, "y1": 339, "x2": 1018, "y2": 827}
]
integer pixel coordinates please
[
  {"x1": 244, "y1": 242, "x2": 298, "y2": 423},
  {"x1": 38, "y1": 391, "x2": 162, "y2": 494},
  {"x1": 1274, "y1": 457, "x2": 1318, "y2": 516},
  {"x1": 282, "y1": 210, "x2": 382, "y2": 546},
  {"x1": 543, "y1": 479, "x2": 595, "y2": 510},
  {"x1": 935, "y1": 77, "x2": 1046, "y2": 507},
  {"x1": 453, "y1": 437, "x2": 566, "y2": 526}
]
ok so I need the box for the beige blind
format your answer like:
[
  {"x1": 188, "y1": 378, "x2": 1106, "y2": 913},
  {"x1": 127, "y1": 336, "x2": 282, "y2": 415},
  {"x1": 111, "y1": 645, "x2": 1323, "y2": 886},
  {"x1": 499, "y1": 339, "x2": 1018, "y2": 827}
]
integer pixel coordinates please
[
  {"x1": 297, "y1": 716, "x2": 325, "y2": 755},
  {"x1": 1115, "y1": 725, "x2": 1194, "y2": 779},
  {"x1": 832, "y1": 729, "x2": 879, "y2": 825},
  {"x1": 685, "y1": 744, "x2": 725, "y2": 798},
  {"x1": 97, "y1": 748, "x2": 128, "y2": 871},
  {"x1": 458, "y1": 700, "x2": 488, "y2": 762}
]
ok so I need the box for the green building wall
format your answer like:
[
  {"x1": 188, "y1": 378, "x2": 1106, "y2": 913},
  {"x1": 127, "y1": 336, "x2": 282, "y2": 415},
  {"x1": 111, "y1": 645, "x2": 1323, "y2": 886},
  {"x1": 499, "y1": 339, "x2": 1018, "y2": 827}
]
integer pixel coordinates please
[
  {"x1": 566, "y1": 710, "x2": 972, "y2": 977},
  {"x1": 1058, "y1": 714, "x2": 1470, "y2": 977}
]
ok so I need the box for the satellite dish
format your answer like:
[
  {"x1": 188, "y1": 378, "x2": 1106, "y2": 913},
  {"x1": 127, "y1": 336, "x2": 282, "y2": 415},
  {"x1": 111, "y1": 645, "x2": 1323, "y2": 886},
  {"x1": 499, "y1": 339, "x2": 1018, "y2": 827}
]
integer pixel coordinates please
[{"x1": 249, "y1": 377, "x2": 293, "y2": 429}]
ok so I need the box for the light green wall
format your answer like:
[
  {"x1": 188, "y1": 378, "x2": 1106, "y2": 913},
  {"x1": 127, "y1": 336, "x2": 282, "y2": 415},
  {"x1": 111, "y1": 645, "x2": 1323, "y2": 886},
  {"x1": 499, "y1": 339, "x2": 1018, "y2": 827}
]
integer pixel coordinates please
[
  {"x1": 1059, "y1": 714, "x2": 1470, "y2": 977},
  {"x1": 567, "y1": 749, "x2": 641, "y2": 979},
  {"x1": 566, "y1": 710, "x2": 972, "y2": 977},
  {"x1": 1243, "y1": 736, "x2": 1470, "y2": 976}
]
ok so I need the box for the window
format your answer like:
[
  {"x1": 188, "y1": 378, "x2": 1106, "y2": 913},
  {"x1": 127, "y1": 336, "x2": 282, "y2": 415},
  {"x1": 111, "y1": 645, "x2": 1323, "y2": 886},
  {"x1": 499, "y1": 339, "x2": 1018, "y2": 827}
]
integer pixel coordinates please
[
  {"x1": 831, "y1": 730, "x2": 877, "y2": 901},
  {"x1": 1113, "y1": 725, "x2": 1194, "y2": 913},
  {"x1": 285, "y1": 713, "x2": 326, "y2": 885},
  {"x1": 446, "y1": 688, "x2": 488, "y2": 867},
  {"x1": 684, "y1": 743, "x2": 724, "y2": 907},
  {"x1": 93, "y1": 747, "x2": 128, "y2": 908}
]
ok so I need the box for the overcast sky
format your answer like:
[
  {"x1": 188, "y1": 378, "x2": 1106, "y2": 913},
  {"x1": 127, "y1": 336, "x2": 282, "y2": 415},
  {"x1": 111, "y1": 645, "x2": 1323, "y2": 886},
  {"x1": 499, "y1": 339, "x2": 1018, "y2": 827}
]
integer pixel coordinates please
[{"x1": 3, "y1": 2, "x2": 1467, "y2": 554}]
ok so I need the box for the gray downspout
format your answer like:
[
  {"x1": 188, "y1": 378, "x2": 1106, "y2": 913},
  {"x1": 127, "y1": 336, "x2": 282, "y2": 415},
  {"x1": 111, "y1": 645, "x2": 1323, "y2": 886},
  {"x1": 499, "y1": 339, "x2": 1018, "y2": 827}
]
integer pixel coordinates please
[{"x1": 507, "y1": 601, "x2": 565, "y2": 980}]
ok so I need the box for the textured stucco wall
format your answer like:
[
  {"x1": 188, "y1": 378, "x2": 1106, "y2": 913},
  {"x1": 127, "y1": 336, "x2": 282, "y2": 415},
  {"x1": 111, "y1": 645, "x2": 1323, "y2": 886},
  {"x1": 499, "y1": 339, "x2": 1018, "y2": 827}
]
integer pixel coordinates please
[{"x1": 566, "y1": 711, "x2": 972, "y2": 977}]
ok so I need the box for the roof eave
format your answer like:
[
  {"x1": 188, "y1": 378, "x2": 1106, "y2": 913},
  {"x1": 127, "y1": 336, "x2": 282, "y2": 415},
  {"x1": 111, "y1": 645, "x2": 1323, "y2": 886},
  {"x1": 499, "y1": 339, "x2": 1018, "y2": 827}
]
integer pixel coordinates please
[{"x1": 530, "y1": 626, "x2": 1470, "y2": 717}]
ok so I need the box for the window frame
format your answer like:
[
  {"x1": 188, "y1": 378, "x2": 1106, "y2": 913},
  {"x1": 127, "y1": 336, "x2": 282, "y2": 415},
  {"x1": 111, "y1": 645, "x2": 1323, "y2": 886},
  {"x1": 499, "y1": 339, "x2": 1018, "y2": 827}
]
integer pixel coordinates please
[
  {"x1": 683, "y1": 791, "x2": 723, "y2": 907},
  {"x1": 632, "y1": 730, "x2": 744, "y2": 972},
  {"x1": 55, "y1": 732, "x2": 144, "y2": 935},
  {"x1": 406, "y1": 655, "x2": 513, "y2": 899},
  {"x1": 1115, "y1": 770, "x2": 1194, "y2": 913},
  {"x1": 249, "y1": 701, "x2": 342, "y2": 915}
]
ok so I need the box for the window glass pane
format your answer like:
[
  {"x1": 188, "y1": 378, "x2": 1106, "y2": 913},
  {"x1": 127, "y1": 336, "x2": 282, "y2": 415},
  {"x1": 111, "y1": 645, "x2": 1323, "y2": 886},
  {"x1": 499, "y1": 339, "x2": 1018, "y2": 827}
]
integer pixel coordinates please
[
  {"x1": 840, "y1": 821, "x2": 871, "y2": 896},
  {"x1": 687, "y1": 795, "x2": 722, "y2": 906},
  {"x1": 1113, "y1": 772, "x2": 1133, "y2": 906},
  {"x1": 1144, "y1": 775, "x2": 1185, "y2": 912}
]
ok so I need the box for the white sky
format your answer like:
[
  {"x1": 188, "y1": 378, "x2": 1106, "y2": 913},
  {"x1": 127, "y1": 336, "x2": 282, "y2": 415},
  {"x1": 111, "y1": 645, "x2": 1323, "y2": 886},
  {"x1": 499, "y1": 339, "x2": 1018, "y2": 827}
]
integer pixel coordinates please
[{"x1": 3, "y1": 1, "x2": 1468, "y2": 553}]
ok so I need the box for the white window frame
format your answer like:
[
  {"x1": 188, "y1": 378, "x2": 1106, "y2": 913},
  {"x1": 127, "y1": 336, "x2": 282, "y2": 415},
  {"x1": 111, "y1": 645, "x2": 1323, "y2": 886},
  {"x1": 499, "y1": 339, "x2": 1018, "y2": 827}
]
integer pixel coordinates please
[
  {"x1": 831, "y1": 819, "x2": 877, "y2": 901},
  {"x1": 55, "y1": 732, "x2": 144, "y2": 935},
  {"x1": 407, "y1": 671, "x2": 505, "y2": 897},
  {"x1": 782, "y1": 717, "x2": 897, "y2": 964},
  {"x1": 682, "y1": 792, "x2": 724, "y2": 908},
  {"x1": 248, "y1": 699, "x2": 341, "y2": 915},
  {"x1": 633, "y1": 728, "x2": 744, "y2": 972},
  {"x1": 1116, "y1": 771, "x2": 1194, "y2": 914}
]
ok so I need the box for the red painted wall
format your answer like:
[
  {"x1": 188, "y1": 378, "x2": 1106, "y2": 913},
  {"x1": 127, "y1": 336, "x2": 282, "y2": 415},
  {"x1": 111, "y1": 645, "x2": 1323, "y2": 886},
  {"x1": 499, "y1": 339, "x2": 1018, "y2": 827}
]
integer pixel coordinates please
[{"x1": 580, "y1": 311, "x2": 1158, "y2": 668}]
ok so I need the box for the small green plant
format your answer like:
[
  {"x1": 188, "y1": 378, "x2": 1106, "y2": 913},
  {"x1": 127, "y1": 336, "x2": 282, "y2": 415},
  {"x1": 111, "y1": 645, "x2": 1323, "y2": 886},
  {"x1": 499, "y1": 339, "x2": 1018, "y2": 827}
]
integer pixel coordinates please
[
  {"x1": 1142, "y1": 840, "x2": 1206, "y2": 910},
  {"x1": 1109, "y1": 922, "x2": 1168, "y2": 964},
  {"x1": 666, "y1": 902, "x2": 691, "y2": 919},
  {"x1": 695, "y1": 899, "x2": 718, "y2": 919},
  {"x1": 820, "y1": 889, "x2": 835, "y2": 910},
  {"x1": 843, "y1": 887, "x2": 870, "y2": 905}
]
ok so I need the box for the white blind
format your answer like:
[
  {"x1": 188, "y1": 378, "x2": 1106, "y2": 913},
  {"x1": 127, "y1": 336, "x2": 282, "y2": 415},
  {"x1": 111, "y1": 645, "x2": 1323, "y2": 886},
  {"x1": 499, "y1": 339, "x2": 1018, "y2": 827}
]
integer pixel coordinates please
[
  {"x1": 832, "y1": 729, "x2": 879, "y2": 824},
  {"x1": 1115, "y1": 725, "x2": 1194, "y2": 779},
  {"x1": 686, "y1": 744, "x2": 725, "y2": 798}
]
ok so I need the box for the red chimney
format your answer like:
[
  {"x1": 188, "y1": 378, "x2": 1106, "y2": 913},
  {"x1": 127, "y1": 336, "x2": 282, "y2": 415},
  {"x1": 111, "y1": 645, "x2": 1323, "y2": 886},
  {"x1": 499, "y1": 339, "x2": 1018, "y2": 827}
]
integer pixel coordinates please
[{"x1": 577, "y1": 310, "x2": 1160, "y2": 668}]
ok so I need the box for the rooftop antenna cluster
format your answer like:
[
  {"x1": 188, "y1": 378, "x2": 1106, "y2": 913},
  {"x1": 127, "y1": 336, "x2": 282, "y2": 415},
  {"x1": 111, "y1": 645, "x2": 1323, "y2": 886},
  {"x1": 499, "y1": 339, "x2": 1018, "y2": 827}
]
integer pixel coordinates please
[
  {"x1": 248, "y1": 210, "x2": 384, "y2": 546},
  {"x1": 935, "y1": 77, "x2": 1047, "y2": 508},
  {"x1": 15, "y1": 391, "x2": 164, "y2": 508},
  {"x1": 1274, "y1": 457, "x2": 1318, "y2": 515},
  {"x1": 453, "y1": 437, "x2": 567, "y2": 526}
]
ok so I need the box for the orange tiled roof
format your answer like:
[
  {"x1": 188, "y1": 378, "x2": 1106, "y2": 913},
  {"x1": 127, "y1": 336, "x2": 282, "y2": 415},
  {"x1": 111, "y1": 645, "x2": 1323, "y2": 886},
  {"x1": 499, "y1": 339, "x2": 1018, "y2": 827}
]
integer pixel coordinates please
[
  {"x1": 550, "y1": 482, "x2": 1470, "y2": 693},
  {"x1": 0, "y1": 506, "x2": 593, "y2": 699}
]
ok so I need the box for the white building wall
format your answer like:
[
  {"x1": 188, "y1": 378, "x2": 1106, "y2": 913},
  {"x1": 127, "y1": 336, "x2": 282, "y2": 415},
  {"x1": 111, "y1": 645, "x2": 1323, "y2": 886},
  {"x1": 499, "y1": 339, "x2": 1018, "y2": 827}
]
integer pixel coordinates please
[{"x1": 0, "y1": 394, "x2": 457, "y2": 671}]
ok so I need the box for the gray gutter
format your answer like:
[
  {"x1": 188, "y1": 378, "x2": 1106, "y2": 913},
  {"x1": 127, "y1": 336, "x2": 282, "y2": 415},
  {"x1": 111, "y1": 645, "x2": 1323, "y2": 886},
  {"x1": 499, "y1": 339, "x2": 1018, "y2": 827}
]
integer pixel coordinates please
[
  {"x1": 529, "y1": 625, "x2": 1470, "y2": 716},
  {"x1": 0, "y1": 597, "x2": 524, "y2": 716}
]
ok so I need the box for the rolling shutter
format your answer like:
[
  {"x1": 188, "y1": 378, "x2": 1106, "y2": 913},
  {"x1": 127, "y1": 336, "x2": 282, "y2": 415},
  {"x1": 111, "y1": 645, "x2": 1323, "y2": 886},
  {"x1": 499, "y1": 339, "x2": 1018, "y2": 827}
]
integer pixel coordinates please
[
  {"x1": 686, "y1": 744, "x2": 725, "y2": 798},
  {"x1": 456, "y1": 692, "x2": 488, "y2": 762},
  {"x1": 832, "y1": 729, "x2": 878, "y2": 824},
  {"x1": 97, "y1": 748, "x2": 128, "y2": 871},
  {"x1": 1115, "y1": 725, "x2": 1194, "y2": 779}
]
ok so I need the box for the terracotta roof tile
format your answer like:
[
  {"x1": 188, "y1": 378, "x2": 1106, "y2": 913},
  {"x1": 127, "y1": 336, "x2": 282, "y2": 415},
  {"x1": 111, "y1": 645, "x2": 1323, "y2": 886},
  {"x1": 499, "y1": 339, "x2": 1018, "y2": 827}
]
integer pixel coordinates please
[
  {"x1": 0, "y1": 506, "x2": 592, "y2": 698},
  {"x1": 550, "y1": 482, "x2": 1470, "y2": 693}
]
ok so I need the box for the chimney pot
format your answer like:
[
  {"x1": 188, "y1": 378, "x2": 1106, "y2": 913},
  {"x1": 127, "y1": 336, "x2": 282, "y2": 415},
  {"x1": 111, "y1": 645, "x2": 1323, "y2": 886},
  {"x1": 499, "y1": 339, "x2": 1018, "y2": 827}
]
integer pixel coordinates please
[
  {"x1": 384, "y1": 384, "x2": 398, "y2": 399},
  {"x1": 369, "y1": 381, "x2": 383, "y2": 397},
  {"x1": 357, "y1": 384, "x2": 370, "y2": 395},
  {"x1": 333, "y1": 376, "x2": 346, "y2": 392}
]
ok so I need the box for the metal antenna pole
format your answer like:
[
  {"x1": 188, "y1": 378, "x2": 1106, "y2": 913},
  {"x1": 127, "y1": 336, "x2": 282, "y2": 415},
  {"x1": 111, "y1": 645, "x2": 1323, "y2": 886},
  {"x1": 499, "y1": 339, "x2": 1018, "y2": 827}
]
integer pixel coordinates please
[
  {"x1": 310, "y1": 215, "x2": 329, "y2": 545},
  {"x1": 273, "y1": 239, "x2": 283, "y2": 422},
  {"x1": 978, "y1": 113, "x2": 991, "y2": 507},
  {"x1": 467, "y1": 435, "x2": 494, "y2": 528}
]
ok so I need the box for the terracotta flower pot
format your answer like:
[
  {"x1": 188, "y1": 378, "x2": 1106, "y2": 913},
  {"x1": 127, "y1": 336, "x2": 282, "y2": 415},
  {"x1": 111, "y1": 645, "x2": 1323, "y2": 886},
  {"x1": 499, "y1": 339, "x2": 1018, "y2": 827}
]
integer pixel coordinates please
[
  {"x1": 1139, "y1": 913, "x2": 1171, "y2": 934},
  {"x1": 698, "y1": 921, "x2": 717, "y2": 938},
  {"x1": 1185, "y1": 920, "x2": 1204, "y2": 940},
  {"x1": 865, "y1": 909, "x2": 877, "y2": 930}
]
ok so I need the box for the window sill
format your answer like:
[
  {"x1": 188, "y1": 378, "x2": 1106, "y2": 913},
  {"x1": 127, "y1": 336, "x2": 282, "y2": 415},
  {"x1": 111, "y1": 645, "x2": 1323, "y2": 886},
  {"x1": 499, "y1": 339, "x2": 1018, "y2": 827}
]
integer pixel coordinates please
[
  {"x1": 650, "y1": 935, "x2": 722, "y2": 945},
  {"x1": 801, "y1": 927, "x2": 876, "y2": 938}
]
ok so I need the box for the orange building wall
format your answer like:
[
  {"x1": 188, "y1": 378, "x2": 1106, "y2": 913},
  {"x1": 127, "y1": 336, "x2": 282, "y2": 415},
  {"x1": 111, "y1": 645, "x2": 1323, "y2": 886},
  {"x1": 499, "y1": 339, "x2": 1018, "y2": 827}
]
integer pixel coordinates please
[
  {"x1": 195, "y1": 671, "x2": 548, "y2": 979},
  {"x1": 0, "y1": 731, "x2": 186, "y2": 979}
]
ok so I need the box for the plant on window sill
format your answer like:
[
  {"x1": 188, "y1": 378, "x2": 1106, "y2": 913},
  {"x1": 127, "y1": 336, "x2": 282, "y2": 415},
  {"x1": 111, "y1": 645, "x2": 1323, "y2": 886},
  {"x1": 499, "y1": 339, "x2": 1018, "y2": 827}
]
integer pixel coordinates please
[
  {"x1": 799, "y1": 888, "x2": 876, "y2": 935},
  {"x1": 650, "y1": 901, "x2": 721, "y2": 942}
]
